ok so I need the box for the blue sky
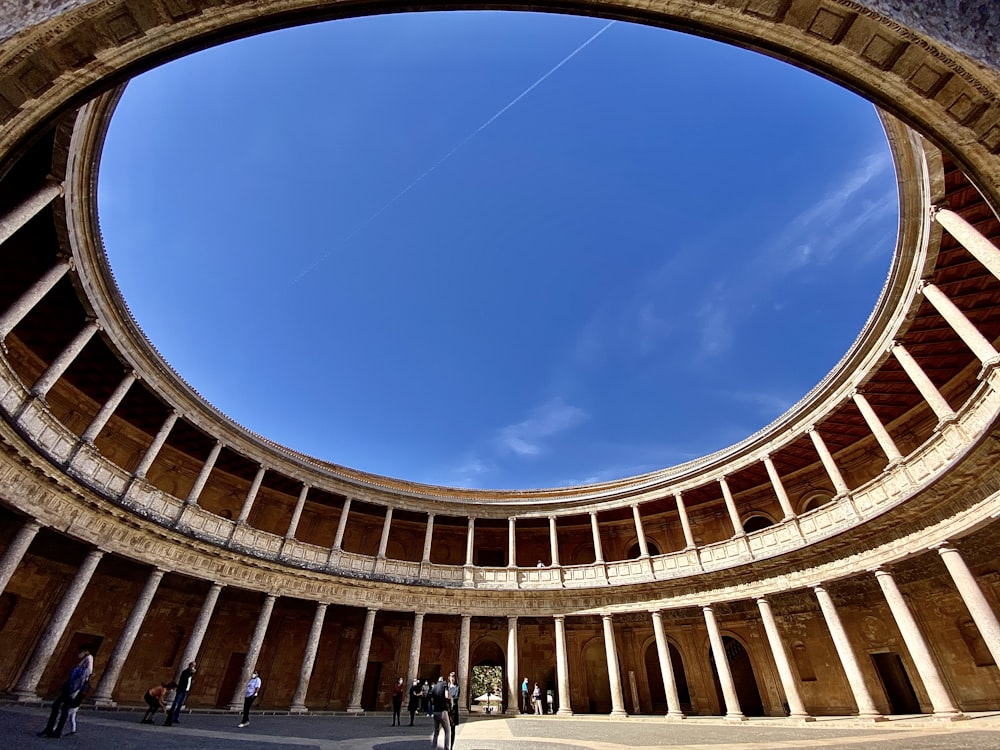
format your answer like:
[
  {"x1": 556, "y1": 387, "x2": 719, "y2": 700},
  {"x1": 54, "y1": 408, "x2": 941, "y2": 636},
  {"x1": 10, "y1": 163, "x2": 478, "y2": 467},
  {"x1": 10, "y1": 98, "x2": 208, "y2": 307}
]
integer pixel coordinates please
[{"x1": 98, "y1": 11, "x2": 898, "y2": 490}]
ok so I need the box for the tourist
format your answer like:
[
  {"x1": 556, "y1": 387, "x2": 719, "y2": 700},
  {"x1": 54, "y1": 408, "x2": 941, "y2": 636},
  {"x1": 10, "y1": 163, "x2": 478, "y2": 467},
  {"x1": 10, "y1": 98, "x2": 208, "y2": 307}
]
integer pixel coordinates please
[
  {"x1": 429, "y1": 676, "x2": 452, "y2": 749},
  {"x1": 532, "y1": 682, "x2": 542, "y2": 714},
  {"x1": 391, "y1": 676, "x2": 404, "y2": 726},
  {"x1": 447, "y1": 671, "x2": 460, "y2": 743},
  {"x1": 164, "y1": 660, "x2": 197, "y2": 726},
  {"x1": 141, "y1": 680, "x2": 177, "y2": 724},
  {"x1": 237, "y1": 670, "x2": 261, "y2": 727},
  {"x1": 37, "y1": 645, "x2": 93, "y2": 738},
  {"x1": 521, "y1": 676, "x2": 529, "y2": 713},
  {"x1": 408, "y1": 678, "x2": 422, "y2": 725}
]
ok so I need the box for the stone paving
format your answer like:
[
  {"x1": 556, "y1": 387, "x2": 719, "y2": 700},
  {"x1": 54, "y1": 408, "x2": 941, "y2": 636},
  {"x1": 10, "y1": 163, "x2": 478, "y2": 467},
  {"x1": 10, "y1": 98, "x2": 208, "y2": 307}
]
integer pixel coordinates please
[{"x1": 5, "y1": 705, "x2": 1000, "y2": 750}]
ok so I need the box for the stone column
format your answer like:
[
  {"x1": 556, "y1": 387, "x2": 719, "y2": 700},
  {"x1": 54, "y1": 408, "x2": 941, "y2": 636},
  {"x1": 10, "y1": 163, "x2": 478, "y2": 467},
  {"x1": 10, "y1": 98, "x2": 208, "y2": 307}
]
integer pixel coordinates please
[
  {"x1": 508, "y1": 517, "x2": 517, "y2": 566},
  {"x1": 808, "y1": 428, "x2": 849, "y2": 496},
  {"x1": 284, "y1": 484, "x2": 310, "y2": 539},
  {"x1": 347, "y1": 608, "x2": 378, "y2": 713},
  {"x1": 756, "y1": 598, "x2": 811, "y2": 720},
  {"x1": 718, "y1": 478, "x2": 743, "y2": 536},
  {"x1": 852, "y1": 391, "x2": 903, "y2": 464},
  {"x1": 177, "y1": 583, "x2": 223, "y2": 674},
  {"x1": 601, "y1": 614, "x2": 628, "y2": 716},
  {"x1": 554, "y1": 614, "x2": 572, "y2": 715},
  {"x1": 228, "y1": 594, "x2": 277, "y2": 711},
  {"x1": 458, "y1": 614, "x2": 471, "y2": 709},
  {"x1": 332, "y1": 498, "x2": 352, "y2": 550},
  {"x1": 505, "y1": 616, "x2": 519, "y2": 715},
  {"x1": 0, "y1": 180, "x2": 63, "y2": 245},
  {"x1": 422, "y1": 514, "x2": 435, "y2": 563},
  {"x1": 813, "y1": 585, "x2": 883, "y2": 719},
  {"x1": 936, "y1": 544, "x2": 1000, "y2": 669},
  {"x1": 0, "y1": 520, "x2": 40, "y2": 596},
  {"x1": 921, "y1": 282, "x2": 999, "y2": 366},
  {"x1": 80, "y1": 372, "x2": 136, "y2": 444},
  {"x1": 890, "y1": 342, "x2": 956, "y2": 423},
  {"x1": 762, "y1": 456, "x2": 797, "y2": 519},
  {"x1": 407, "y1": 612, "x2": 425, "y2": 681},
  {"x1": 236, "y1": 466, "x2": 266, "y2": 524},
  {"x1": 376, "y1": 507, "x2": 393, "y2": 558},
  {"x1": 31, "y1": 320, "x2": 99, "y2": 399},
  {"x1": 465, "y1": 517, "x2": 476, "y2": 567},
  {"x1": 933, "y1": 207, "x2": 1000, "y2": 280},
  {"x1": 873, "y1": 567, "x2": 963, "y2": 718},
  {"x1": 290, "y1": 602, "x2": 328, "y2": 713},
  {"x1": 549, "y1": 516, "x2": 561, "y2": 566},
  {"x1": 631, "y1": 505, "x2": 650, "y2": 556},
  {"x1": 134, "y1": 411, "x2": 178, "y2": 479},
  {"x1": 675, "y1": 492, "x2": 696, "y2": 549},
  {"x1": 185, "y1": 440, "x2": 222, "y2": 505},
  {"x1": 13, "y1": 548, "x2": 104, "y2": 700},
  {"x1": 0, "y1": 257, "x2": 69, "y2": 341},
  {"x1": 650, "y1": 611, "x2": 684, "y2": 718},
  {"x1": 703, "y1": 605, "x2": 745, "y2": 720},
  {"x1": 589, "y1": 512, "x2": 604, "y2": 563},
  {"x1": 91, "y1": 568, "x2": 164, "y2": 706}
]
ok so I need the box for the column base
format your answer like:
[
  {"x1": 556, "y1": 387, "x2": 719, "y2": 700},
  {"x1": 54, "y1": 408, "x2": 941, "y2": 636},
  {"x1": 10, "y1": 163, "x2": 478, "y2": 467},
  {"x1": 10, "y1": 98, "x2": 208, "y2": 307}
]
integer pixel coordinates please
[
  {"x1": 91, "y1": 698, "x2": 117, "y2": 708},
  {"x1": 289, "y1": 705, "x2": 308, "y2": 714},
  {"x1": 556, "y1": 708, "x2": 573, "y2": 716},
  {"x1": 787, "y1": 714, "x2": 816, "y2": 722},
  {"x1": 609, "y1": 709, "x2": 629, "y2": 719},
  {"x1": 725, "y1": 713, "x2": 748, "y2": 722},
  {"x1": 503, "y1": 707, "x2": 519, "y2": 716},
  {"x1": 931, "y1": 712, "x2": 968, "y2": 721},
  {"x1": 12, "y1": 691, "x2": 42, "y2": 703},
  {"x1": 665, "y1": 711, "x2": 686, "y2": 720},
  {"x1": 853, "y1": 713, "x2": 888, "y2": 722},
  {"x1": 346, "y1": 705, "x2": 364, "y2": 714},
  {"x1": 227, "y1": 703, "x2": 242, "y2": 712}
]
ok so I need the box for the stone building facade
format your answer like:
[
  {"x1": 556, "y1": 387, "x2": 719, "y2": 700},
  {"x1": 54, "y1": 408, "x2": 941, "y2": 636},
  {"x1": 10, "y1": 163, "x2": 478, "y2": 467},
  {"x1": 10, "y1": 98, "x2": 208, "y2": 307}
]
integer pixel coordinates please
[{"x1": 1, "y1": 0, "x2": 1000, "y2": 721}]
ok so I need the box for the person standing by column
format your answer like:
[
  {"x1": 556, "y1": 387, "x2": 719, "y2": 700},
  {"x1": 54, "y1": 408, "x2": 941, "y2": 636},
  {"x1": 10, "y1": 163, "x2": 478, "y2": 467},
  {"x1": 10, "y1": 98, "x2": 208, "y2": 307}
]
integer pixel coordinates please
[
  {"x1": 165, "y1": 660, "x2": 197, "y2": 726},
  {"x1": 447, "y1": 671, "x2": 460, "y2": 745},
  {"x1": 37, "y1": 645, "x2": 93, "y2": 738},
  {"x1": 391, "y1": 677, "x2": 404, "y2": 726},
  {"x1": 521, "y1": 677, "x2": 529, "y2": 713},
  {"x1": 237, "y1": 670, "x2": 261, "y2": 728},
  {"x1": 408, "y1": 678, "x2": 422, "y2": 726}
]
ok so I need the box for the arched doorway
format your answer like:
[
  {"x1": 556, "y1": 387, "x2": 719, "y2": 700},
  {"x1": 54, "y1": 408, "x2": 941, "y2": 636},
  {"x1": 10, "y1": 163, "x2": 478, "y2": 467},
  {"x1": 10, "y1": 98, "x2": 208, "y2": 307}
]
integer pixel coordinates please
[
  {"x1": 709, "y1": 636, "x2": 765, "y2": 716},
  {"x1": 582, "y1": 637, "x2": 612, "y2": 714},
  {"x1": 470, "y1": 638, "x2": 506, "y2": 712},
  {"x1": 643, "y1": 641, "x2": 691, "y2": 714}
]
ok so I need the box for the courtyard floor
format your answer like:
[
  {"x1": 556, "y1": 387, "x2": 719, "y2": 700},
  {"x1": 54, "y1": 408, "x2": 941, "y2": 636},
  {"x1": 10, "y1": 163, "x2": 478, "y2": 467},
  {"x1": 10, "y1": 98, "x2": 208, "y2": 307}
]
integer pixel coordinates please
[{"x1": 4, "y1": 704, "x2": 1000, "y2": 750}]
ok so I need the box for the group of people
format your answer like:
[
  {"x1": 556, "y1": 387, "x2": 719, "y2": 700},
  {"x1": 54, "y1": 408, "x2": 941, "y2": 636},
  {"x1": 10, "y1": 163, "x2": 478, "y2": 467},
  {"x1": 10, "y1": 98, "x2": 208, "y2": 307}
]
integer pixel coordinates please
[
  {"x1": 38, "y1": 654, "x2": 267, "y2": 737},
  {"x1": 394, "y1": 672, "x2": 460, "y2": 748},
  {"x1": 520, "y1": 677, "x2": 546, "y2": 714}
]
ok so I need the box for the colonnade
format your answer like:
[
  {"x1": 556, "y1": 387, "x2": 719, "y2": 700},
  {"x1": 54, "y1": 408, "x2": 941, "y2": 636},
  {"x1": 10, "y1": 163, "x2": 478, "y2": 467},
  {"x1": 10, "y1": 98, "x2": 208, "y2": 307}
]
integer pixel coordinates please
[
  {"x1": 2, "y1": 514, "x2": 998, "y2": 718},
  {"x1": 2, "y1": 185, "x2": 1000, "y2": 579}
]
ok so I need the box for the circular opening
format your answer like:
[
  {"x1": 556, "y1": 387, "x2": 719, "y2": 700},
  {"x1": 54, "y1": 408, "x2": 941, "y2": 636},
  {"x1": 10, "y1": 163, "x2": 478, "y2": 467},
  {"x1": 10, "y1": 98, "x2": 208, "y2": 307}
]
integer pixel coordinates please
[{"x1": 98, "y1": 11, "x2": 897, "y2": 490}]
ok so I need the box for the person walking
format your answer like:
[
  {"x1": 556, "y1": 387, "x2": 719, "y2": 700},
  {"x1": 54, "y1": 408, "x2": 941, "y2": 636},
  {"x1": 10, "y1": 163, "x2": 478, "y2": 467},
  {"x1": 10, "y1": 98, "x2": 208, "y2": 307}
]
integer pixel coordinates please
[
  {"x1": 237, "y1": 670, "x2": 261, "y2": 728},
  {"x1": 141, "y1": 680, "x2": 177, "y2": 724},
  {"x1": 408, "y1": 678, "x2": 422, "y2": 726},
  {"x1": 532, "y1": 682, "x2": 542, "y2": 715},
  {"x1": 164, "y1": 660, "x2": 197, "y2": 726},
  {"x1": 391, "y1": 677, "x2": 405, "y2": 726},
  {"x1": 429, "y1": 675, "x2": 452, "y2": 750},
  {"x1": 37, "y1": 645, "x2": 94, "y2": 738}
]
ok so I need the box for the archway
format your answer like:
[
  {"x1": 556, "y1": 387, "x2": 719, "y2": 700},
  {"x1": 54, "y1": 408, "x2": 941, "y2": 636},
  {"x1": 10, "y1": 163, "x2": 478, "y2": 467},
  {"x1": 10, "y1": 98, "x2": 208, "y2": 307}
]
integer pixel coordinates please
[
  {"x1": 470, "y1": 637, "x2": 506, "y2": 711},
  {"x1": 742, "y1": 515, "x2": 774, "y2": 533},
  {"x1": 709, "y1": 636, "x2": 765, "y2": 717},
  {"x1": 582, "y1": 637, "x2": 612, "y2": 714},
  {"x1": 643, "y1": 640, "x2": 690, "y2": 715}
]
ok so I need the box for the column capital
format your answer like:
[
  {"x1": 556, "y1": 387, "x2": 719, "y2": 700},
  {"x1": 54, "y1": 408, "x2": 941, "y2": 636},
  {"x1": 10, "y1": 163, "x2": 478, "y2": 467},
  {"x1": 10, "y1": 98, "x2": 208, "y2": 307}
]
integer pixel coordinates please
[
  {"x1": 553, "y1": 613, "x2": 566, "y2": 622},
  {"x1": 930, "y1": 540, "x2": 956, "y2": 553}
]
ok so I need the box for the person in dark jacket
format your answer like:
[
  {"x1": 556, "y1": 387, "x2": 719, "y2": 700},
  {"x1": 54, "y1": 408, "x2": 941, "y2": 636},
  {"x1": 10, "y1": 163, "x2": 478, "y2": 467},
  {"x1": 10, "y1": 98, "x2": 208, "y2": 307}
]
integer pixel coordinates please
[
  {"x1": 429, "y1": 676, "x2": 452, "y2": 750},
  {"x1": 391, "y1": 676, "x2": 404, "y2": 726},
  {"x1": 164, "y1": 660, "x2": 197, "y2": 726},
  {"x1": 407, "y1": 678, "x2": 422, "y2": 726}
]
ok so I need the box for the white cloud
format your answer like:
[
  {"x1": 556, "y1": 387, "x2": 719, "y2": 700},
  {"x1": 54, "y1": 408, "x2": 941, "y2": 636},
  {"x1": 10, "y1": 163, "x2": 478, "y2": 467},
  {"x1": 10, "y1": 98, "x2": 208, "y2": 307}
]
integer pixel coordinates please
[{"x1": 496, "y1": 397, "x2": 589, "y2": 458}]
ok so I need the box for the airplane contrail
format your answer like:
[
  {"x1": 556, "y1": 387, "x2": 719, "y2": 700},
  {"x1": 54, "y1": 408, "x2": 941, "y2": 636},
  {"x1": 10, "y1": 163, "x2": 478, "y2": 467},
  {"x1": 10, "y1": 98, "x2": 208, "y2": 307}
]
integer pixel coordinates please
[{"x1": 287, "y1": 19, "x2": 616, "y2": 288}]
